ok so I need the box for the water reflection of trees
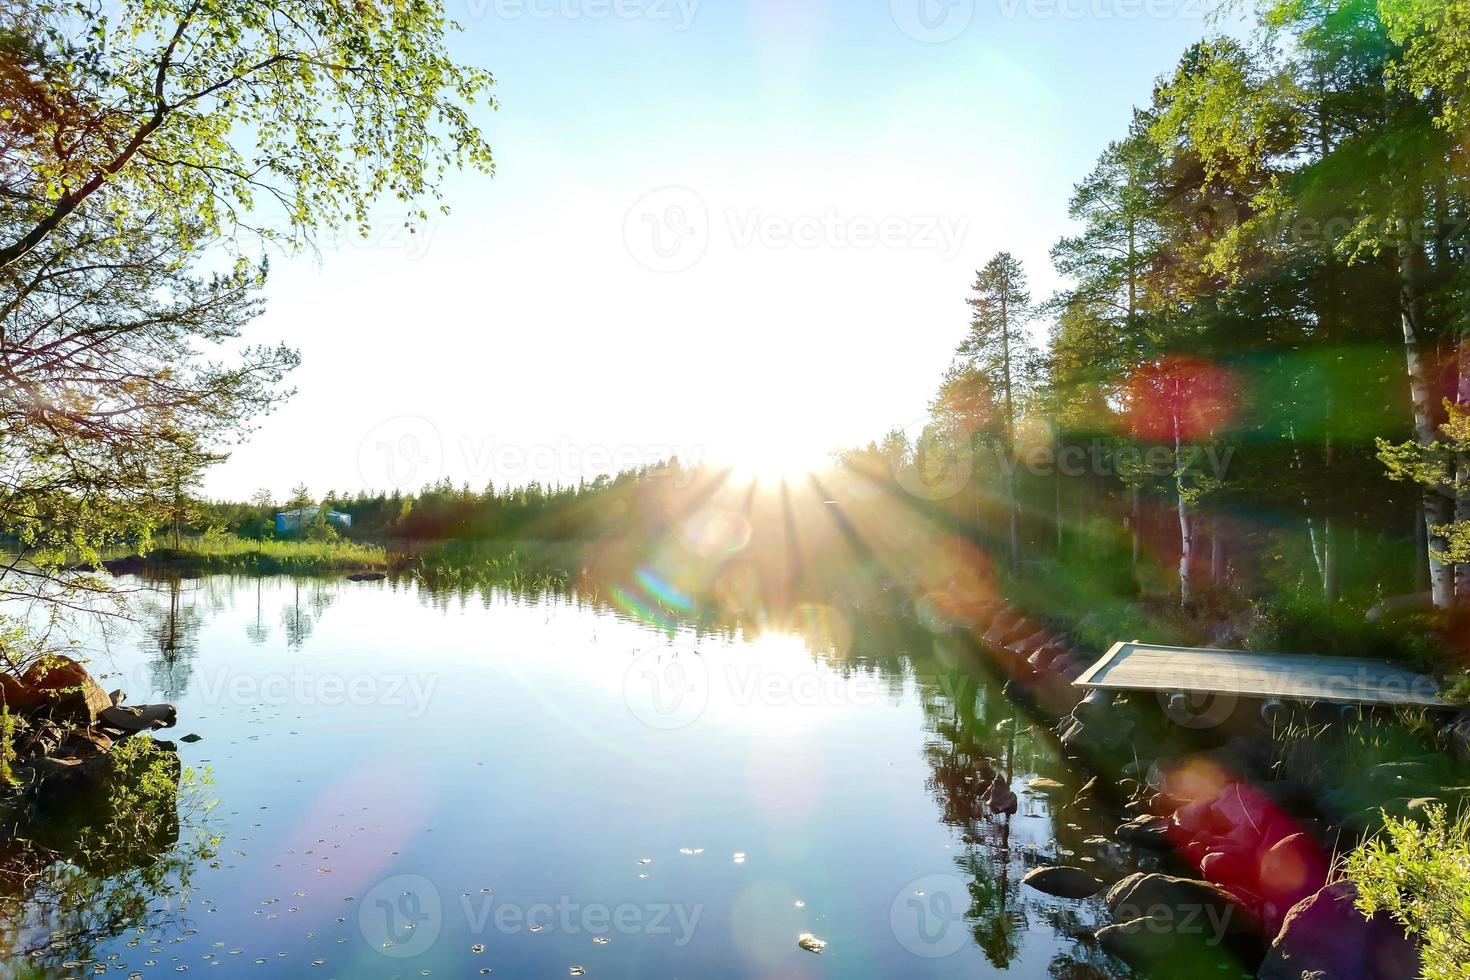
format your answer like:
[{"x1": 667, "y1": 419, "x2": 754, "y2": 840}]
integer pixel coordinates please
[
  {"x1": 280, "y1": 577, "x2": 336, "y2": 649},
  {"x1": 914, "y1": 641, "x2": 1117, "y2": 977},
  {"x1": 136, "y1": 575, "x2": 205, "y2": 698},
  {"x1": 0, "y1": 739, "x2": 217, "y2": 975}
]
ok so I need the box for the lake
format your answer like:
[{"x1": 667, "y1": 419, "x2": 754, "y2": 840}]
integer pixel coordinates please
[{"x1": 0, "y1": 573, "x2": 1210, "y2": 978}]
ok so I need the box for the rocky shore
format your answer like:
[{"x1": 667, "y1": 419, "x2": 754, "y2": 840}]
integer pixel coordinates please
[
  {"x1": 2, "y1": 654, "x2": 178, "y2": 795},
  {"x1": 952, "y1": 597, "x2": 1455, "y2": 978}
]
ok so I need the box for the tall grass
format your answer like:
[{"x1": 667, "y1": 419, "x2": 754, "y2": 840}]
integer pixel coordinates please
[
  {"x1": 166, "y1": 534, "x2": 390, "y2": 574},
  {"x1": 415, "y1": 541, "x2": 573, "y2": 594}
]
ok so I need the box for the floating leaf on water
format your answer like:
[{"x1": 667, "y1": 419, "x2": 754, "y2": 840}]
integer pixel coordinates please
[
  {"x1": 570, "y1": 967, "x2": 586, "y2": 976},
  {"x1": 797, "y1": 933, "x2": 827, "y2": 954},
  {"x1": 593, "y1": 936, "x2": 610, "y2": 945},
  {"x1": 471, "y1": 944, "x2": 485, "y2": 953},
  {"x1": 793, "y1": 900, "x2": 806, "y2": 909}
]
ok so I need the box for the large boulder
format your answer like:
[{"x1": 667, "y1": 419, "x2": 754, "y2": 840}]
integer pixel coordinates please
[
  {"x1": 1099, "y1": 874, "x2": 1256, "y2": 970},
  {"x1": 98, "y1": 703, "x2": 177, "y2": 733},
  {"x1": 1445, "y1": 709, "x2": 1470, "y2": 765},
  {"x1": 1107, "y1": 873, "x2": 1255, "y2": 943},
  {"x1": 1257, "y1": 880, "x2": 1420, "y2": 980},
  {"x1": 0, "y1": 671, "x2": 42, "y2": 712},
  {"x1": 1022, "y1": 865, "x2": 1104, "y2": 899},
  {"x1": 21, "y1": 655, "x2": 111, "y2": 724},
  {"x1": 1256, "y1": 833, "x2": 1329, "y2": 916}
]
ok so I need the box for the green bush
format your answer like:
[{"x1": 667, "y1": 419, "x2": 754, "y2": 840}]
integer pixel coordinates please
[
  {"x1": 1244, "y1": 593, "x2": 1443, "y2": 666},
  {"x1": 1343, "y1": 804, "x2": 1470, "y2": 980}
]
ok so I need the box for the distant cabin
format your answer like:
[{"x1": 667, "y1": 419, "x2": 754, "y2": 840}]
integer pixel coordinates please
[{"x1": 275, "y1": 507, "x2": 352, "y2": 534}]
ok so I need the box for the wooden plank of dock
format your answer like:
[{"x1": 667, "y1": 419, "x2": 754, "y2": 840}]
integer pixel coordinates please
[{"x1": 1075, "y1": 642, "x2": 1451, "y2": 709}]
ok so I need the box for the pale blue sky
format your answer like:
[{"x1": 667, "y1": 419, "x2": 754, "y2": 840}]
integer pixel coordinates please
[{"x1": 208, "y1": 0, "x2": 1242, "y2": 502}]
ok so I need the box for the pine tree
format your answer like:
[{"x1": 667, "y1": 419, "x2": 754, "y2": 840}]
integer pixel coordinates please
[{"x1": 960, "y1": 252, "x2": 1039, "y2": 566}]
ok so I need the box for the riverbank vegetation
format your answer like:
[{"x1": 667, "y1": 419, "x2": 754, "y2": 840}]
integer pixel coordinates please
[
  {"x1": 113, "y1": 536, "x2": 393, "y2": 576},
  {"x1": 1344, "y1": 804, "x2": 1470, "y2": 980}
]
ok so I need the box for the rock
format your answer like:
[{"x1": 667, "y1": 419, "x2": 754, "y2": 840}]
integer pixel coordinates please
[
  {"x1": 28, "y1": 752, "x2": 111, "y2": 791},
  {"x1": 1257, "y1": 833, "x2": 1329, "y2": 913},
  {"x1": 1071, "y1": 775, "x2": 1097, "y2": 808},
  {"x1": 1009, "y1": 629, "x2": 1054, "y2": 658},
  {"x1": 1208, "y1": 612, "x2": 1254, "y2": 649},
  {"x1": 98, "y1": 703, "x2": 177, "y2": 732},
  {"x1": 1201, "y1": 846, "x2": 1257, "y2": 894},
  {"x1": 108, "y1": 688, "x2": 126, "y2": 706},
  {"x1": 1096, "y1": 915, "x2": 1187, "y2": 965},
  {"x1": 21, "y1": 655, "x2": 111, "y2": 724},
  {"x1": 1027, "y1": 777, "x2": 1065, "y2": 794},
  {"x1": 1107, "y1": 873, "x2": 1254, "y2": 942},
  {"x1": 179, "y1": 733, "x2": 202, "y2": 743},
  {"x1": 986, "y1": 617, "x2": 1037, "y2": 649},
  {"x1": 1115, "y1": 815, "x2": 1173, "y2": 851},
  {"x1": 1029, "y1": 644, "x2": 1066, "y2": 672},
  {"x1": 1444, "y1": 709, "x2": 1470, "y2": 765},
  {"x1": 58, "y1": 728, "x2": 113, "y2": 761},
  {"x1": 1035, "y1": 675, "x2": 1080, "y2": 716},
  {"x1": 1208, "y1": 783, "x2": 1274, "y2": 849},
  {"x1": 1258, "y1": 880, "x2": 1420, "y2": 980},
  {"x1": 1074, "y1": 689, "x2": 1115, "y2": 723},
  {"x1": 1149, "y1": 791, "x2": 1186, "y2": 816},
  {"x1": 796, "y1": 933, "x2": 826, "y2": 954},
  {"x1": 0, "y1": 671, "x2": 42, "y2": 712},
  {"x1": 1365, "y1": 591, "x2": 1433, "y2": 622},
  {"x1": 347, "y1": 571, "x2": 386, "y2": 582},
  {"x1": 1022, "y1": 865, "x2": 1104, "y2": 899},
  {"x1": 986, "y1": 776, "x2": 1018, "y2": 815}
]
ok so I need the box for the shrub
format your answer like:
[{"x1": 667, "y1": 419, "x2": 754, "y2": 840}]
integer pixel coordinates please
[{"x1": 1343, "y1": 804, "x2": 1470, "y2": 980}]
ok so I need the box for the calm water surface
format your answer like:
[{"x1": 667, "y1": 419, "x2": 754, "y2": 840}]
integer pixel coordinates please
[{"x1": 3, "y1": 574, "x2": 1150, "y2": 978}]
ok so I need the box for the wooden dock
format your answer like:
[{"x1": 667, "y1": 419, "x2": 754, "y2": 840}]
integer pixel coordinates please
[{"x1": 1074, "y1": 641, "x2": 1451, "y2": 709}]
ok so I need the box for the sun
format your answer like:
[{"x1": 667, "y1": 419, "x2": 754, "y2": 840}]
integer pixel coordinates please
[{"x1": 725, "y1": 446, "x2": 824, "y2": 486}]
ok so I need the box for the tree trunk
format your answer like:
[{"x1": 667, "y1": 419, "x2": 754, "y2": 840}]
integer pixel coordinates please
[
  {"x1": 1323, "y1": 518, "x2": 1339, "y2": 604},
  {"x1": 1054, "y1": 457, "x2": 1063, "y2": 554},
  {"x1": 1211, "y1": 524, "x2": 1225, "y2": 585},
  {"x1": 999, "y1": 294, "x2": 1020, "y2": 570},
  {"x1": 1456, "y1": 340, "x2": 1470, "y2": 604},
  {"x1": 1399, "y1": 239, "x2": 1454, "y2": 608},
  {"x1": 1130, "y1": 485, "x2": 1141, "y2": 567},
  {"x1": 1174, "y1": 408, "x2": 1191, "y2": 604}
]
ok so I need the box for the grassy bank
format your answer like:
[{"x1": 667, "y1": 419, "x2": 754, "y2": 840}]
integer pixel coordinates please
[{"x1": 106, "y1": 535, "x2": 394, "y2": 575}]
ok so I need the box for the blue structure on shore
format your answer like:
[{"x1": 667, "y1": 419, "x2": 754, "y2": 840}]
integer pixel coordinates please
[{"x1": 275, "y1": 507, "x2": 352, "y2": 534}]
